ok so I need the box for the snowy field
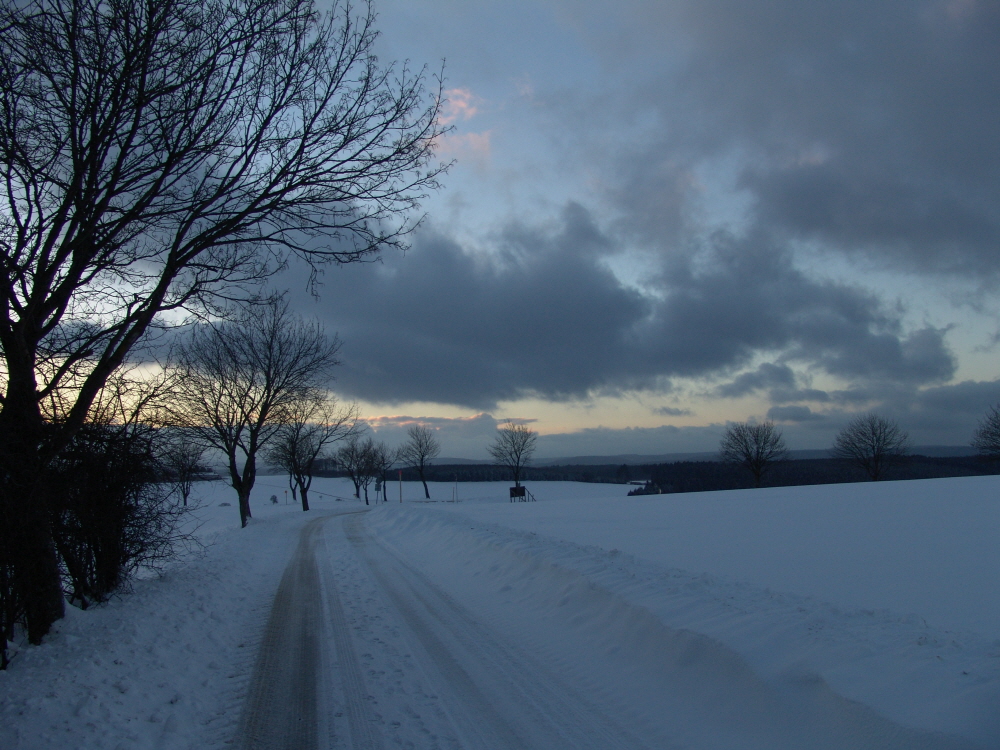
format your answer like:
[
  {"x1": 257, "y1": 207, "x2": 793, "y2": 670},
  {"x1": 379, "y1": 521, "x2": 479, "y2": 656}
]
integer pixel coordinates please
[{"x1": 1, "y1": 474, "x2": 998, "y2": 748}]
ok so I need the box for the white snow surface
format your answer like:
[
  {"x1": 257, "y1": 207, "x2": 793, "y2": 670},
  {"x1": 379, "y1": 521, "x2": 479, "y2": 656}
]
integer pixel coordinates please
[{"x1": 1, "y1": 474, "x2": 998, "y2": 748}]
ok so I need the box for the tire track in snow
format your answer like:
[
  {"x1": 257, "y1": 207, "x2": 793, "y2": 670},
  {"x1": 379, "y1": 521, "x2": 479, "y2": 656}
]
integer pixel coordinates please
[
  {"x1": 316, "y1": 514, "x2": 385, "y2": 750},
  {"x1": 236, "y1": 515, "x2": 324, "y2": 749},
  {"x1": 344, "y1": 513, "x2": 661, "y2": 750},
  {"x1": 236, "y1": 510, "x2": 382, "y2": 750}
]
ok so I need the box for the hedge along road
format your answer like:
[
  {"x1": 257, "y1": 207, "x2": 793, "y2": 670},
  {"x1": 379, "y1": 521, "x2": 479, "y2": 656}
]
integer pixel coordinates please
[{"x1": 233, "y1": 509, "x2": 659, "y2": 750}]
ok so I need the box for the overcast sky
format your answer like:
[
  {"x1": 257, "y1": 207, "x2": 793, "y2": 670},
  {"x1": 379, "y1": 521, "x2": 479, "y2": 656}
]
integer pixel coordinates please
[{"x1": 290, "y1": 0, "x2": 1000, "y2": 459}]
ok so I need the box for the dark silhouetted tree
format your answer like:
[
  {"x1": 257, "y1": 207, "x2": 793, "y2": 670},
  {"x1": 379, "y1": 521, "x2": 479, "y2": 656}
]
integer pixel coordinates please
[
  {"x1": 972, "y1": 404, "x2": 1000, "y2": 460},
  {"x1": 359, "y1": 438, "x2": 398, "y2": 505},
  {"x1": 170, "y1": 299, "x2": 341, "y2": 526},
  {"x1": 398, "y1": 425, "x2": 441, "y2": 499},
  {"x1": 719, "y1": 420, "x2": 788, "y2": 488},
  {"x1": 488, "y1": 421, "x2": 537, "y2": 489},
  {"x1": 337, "y1": 435, "x2": 367, "y2": 499},
  {"x1": 161, "y1": 433, "x2": 207, "y2": 507},
  {"x1": 267, "y1": 396, "x2": 359, "y2": 511},
  {"x1": 831, "y1": 412, "x2": 909, "y2": 481}
]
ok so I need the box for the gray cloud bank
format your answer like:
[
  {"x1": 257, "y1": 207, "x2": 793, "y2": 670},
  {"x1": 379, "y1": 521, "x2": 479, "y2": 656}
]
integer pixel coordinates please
[{"x1": 303, "y1": 203, "x2": 956, "y2": 409}]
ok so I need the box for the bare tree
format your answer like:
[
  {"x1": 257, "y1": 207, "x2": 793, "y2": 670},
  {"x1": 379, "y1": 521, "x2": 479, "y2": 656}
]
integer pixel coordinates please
[
  {"x1": 831, "y1": 412, "x2": 909, "y2": 481},
  {"x1": 267, "y1": 396, "x2": 359, "y2": 511},
  {"x1": 488, "y1": 421, "x2": 538, "y2": 490},
  {"x1": 170, "y1": 299, "x2": 341, "y2": 526},
  {"x1": 0, "y1": 0, "x2": 446, "y2": 643},
  {"x1": 361, "y1": 439, "x2": 399, "y2": 505},
  {"x1": 972, "y1": 404, "x2": 1000, "y2": 460},
  {"x1": 161, "y1": 432, "x2": 207, "y2": 507},
  {"x1": 719, "y1": 421, "x2": 788, "y2": 488},
  {"x1": 337, "y1": 435, "x2": 367, "y2": 500},
  {"x1": 399, "y1": 425, "x2": 441, "y2": 499}
]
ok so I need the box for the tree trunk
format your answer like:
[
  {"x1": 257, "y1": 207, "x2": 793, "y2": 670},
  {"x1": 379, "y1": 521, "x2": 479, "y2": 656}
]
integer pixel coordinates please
[
  {"x1": 300, "y1": 486, "x2": 309, "y2": 512},
  {"x1": 16, "y1": 499, "x2": 64, "y2": 644},
  {"x1": 228, "y1": 453, "x2": 256, "y2": 528},
  {"x1": 0, "y1": 397, "x2": 65, "y2": 644},
  {"x1": 418, "y1": 467, "x2": 430, "y2": 499}
]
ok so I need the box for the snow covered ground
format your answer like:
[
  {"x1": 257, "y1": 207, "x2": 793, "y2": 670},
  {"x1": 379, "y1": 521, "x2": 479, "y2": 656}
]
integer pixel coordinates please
[{"x1": 1, "y1": 475, "x2": 998, "y2": 748}]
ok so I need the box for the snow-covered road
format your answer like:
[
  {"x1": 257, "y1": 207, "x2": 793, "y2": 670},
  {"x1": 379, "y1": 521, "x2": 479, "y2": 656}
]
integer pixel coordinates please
[
  {"x1": 240, "y1": 500, "x2": 983, "y2": 749},
  {"x1": 238, "y1": 509, "x2": 661, "y2": 749}
]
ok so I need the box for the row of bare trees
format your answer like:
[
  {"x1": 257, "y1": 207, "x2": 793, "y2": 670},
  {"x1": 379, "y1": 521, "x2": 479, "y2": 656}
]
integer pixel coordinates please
[
  {"x1": 337, "y1": 421, "x2": 538, "y2": 502},
  {"x1": 169, "y1": 298, "x2": 358, "y2": 524},
  {"x1": 720, "y1": 412, "x2": 912, "y2": 487},
  {"x1": 333, "y1": 424, "x2": 443, "y2": 504}
]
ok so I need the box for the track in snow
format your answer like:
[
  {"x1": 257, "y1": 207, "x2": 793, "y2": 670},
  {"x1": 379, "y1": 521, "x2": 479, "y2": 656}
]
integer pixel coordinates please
[
  {"x1": 236, "y1": 510, "x2": 381, "y2": 750},
  {"x1": 343, "y1": 513, "x2": 661, "y2": 750},
  {"x1": 235, "y1": 509, "x2": 660, "y2": 749},
  {"x1": 236, "y1": 508, "x2": 976, "y2": 750}
]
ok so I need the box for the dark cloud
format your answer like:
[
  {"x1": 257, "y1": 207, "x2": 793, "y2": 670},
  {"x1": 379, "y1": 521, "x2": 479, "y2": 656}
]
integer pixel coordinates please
[
  {"x1": 652, "y1": 406, "x2": 692, "y2": 417},
  {"x1": 716, "y1": 363, "x2": 796, "y2": 398},
  {"x1": 639, "y1": 231, "x2": 956, "y2": 387},
  {"x1": 770, "y1": 388, "x2": 831, "y2": 405},
  {"x1": 606, "y1": 0, "x2": 1000, "y2": 277},
  {"x1": 767, "y1": 405, "x2": 825, "y2": 423},
  {"x1": 877, "y1": 378, "x2": 1000, "y2": 444},
  {"x1": 302, "y1": 203, "x2": 650, "y2": 408},
  {"x1": 290, "y1": 207, "x2": 955, "y2": 410}
]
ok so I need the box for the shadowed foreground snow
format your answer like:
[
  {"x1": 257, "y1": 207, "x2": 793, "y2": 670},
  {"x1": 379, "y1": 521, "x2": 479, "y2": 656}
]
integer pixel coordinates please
[{"x1": 1, "y1": 475, "x2": 997, "y2": 748}]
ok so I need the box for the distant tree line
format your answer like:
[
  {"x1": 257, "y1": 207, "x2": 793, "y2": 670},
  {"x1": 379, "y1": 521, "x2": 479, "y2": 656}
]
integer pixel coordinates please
[
  {"x1": 321, "y1": 452, "x2": 1000, "y2": 494},
  {"x1": 633, "y1": 454, "x2": 1000, "y2": 495},
  {"x1": 320, "y1": 462, "x2": 633, "y2": 484}
]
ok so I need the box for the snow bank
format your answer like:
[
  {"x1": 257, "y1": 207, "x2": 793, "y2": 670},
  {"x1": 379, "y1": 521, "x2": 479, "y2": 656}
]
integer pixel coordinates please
[{"x1": 367, "y1": 476, "x2": 1000, "y2": 746}]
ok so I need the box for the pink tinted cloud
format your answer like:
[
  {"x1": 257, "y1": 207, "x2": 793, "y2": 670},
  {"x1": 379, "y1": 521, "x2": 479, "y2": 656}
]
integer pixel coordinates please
[
  {"x1": 434, "y1": 130, "x2": 492, "y2": 169},
  {"x1": 440, "y1": 87, "x2": 481, "y2": 125}
]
